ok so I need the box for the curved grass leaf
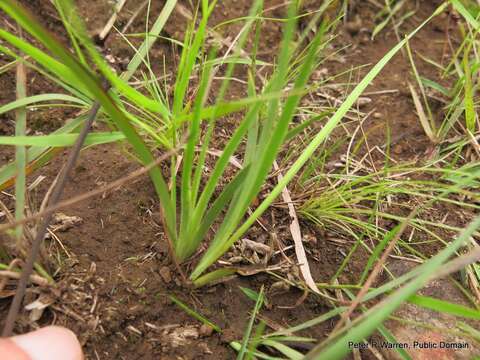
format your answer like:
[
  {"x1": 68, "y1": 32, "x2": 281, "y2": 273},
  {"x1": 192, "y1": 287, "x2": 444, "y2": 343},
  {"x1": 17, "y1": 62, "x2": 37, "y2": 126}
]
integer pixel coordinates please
[
  {"x1": 0, "y1": 116, "x2": 85, "y2": 190},
  {"x1": 0, "y1": 94, "x2": 88, "y2": 115},
  {"x1": 408, "y1": 295, "x2": 480, "y2": 320},
  {"x1": 53, "y1": 0, "x2": 170, "y2": 119},
  {"x1": 0, "y1": 132, "x2": 125, "y2": 147},
  {"x1": 0, "y1": 29, "x2": 92, "y2": 98}
]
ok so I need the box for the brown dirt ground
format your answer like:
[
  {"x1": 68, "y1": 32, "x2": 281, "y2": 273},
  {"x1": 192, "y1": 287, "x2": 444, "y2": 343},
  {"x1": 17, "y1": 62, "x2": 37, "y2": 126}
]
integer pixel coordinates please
[{"x1": 0, "y1": 0, "x2": 478, "y2": 359}]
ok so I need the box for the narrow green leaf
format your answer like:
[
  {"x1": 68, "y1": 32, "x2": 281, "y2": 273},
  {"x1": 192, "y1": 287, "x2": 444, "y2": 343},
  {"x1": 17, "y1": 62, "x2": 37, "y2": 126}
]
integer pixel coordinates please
[
  {"x1": 54, "y1": 0, "x2": 171, "y2": 119},
  {"x1": 0, "y1": 94, "x2": 87, "y2": 115},
  {"x1": 0, "y1": 29, "x2": 92, "y2": 97},
  {"x1": 121, "y1": 0, "x2": 177, "y2": 81},
  {"x1": 451, "y1": 0, "x2": 480, "y2": 30},
  {"x1": 192, "y1": 268, "x2": 237, "y2": 288},
  {"x1": 240, "y1": 287, "x2": 262, "y2": 302},
  {"x1": 261, "y1": 340, "x2": 304, "y2": 360},
  {"x1": 237, "y1": 286, "x2": 264, "y2": 360},
  {"x1": 408, "y1": 295, "x2": 480, "y2": 320},
  {"x1": 169, "y1": 295, "x2": 221, "y2": 333},
  {"x1": 181, "y1": 167, "x2": 249, "y2": 261},
  {"x1": 0, "y1": 132, "x2": 125, "y2": 147},
  {"x1": 0, "y1": 116, "x2": 84, "y2": 190},
  {"x1": 359, "y1": 224, "x2": 400, "y2": 285},
  {"x1": 462, "y1": 44, "x2": 476, "y2": 132}
]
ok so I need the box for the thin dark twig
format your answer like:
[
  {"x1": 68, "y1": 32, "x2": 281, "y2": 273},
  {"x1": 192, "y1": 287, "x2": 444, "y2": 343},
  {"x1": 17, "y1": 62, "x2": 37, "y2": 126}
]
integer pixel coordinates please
[{"x1": 2, "y1": 101, "x2": 101, "y2": 337}]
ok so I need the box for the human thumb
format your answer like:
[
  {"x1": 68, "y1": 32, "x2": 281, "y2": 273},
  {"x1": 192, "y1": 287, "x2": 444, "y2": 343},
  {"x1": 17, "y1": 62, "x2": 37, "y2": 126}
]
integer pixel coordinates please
[{"x1": 0, "y1": 326, "x2": 83, "y2": 360}]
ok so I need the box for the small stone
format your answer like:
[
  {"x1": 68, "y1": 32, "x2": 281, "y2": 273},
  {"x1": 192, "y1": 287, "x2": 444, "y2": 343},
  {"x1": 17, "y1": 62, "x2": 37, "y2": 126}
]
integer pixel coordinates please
[
  {"x1": 162, "y1": 326, "x2": 199, "y2": 348},
  {"x1": 159, "y1": 266, "x2": 172, "y2": 283},
  {"x1": 51, "y1": 213, "x2": 83, "y2": 232},
  {"x1": 345, "y1": 15, "x2": 362, "y2": 35},
  {"x1": 356, "y1": 97, "x2": 372, "y2": 108},
  {"x1": 241, "y1": 238, "x2": 272, "y2": 255},
  {"x1": 199, "y1": 324, "x2": 214, "y2": 337},
  {"x1": 359, "y1": 33, "x2": 371, "y2": 45},
  {"x1": 373, "y1": 112, "x2": 382, "y2": 119},
  {"x1": 393, "y1": 144, "x2": 405, "y2": 155},
  {"x1": 269, "y1": 281, "x2": 290, "y2": 294},
  {"x1": 198, "y1": 342, "x2": 213, "y2": 354},
  {"x1": 227, "y1": 256, "x2": 244, "y2": 264},
  {"x1": 303, "y1": 233, "x2": 317, "y2": 244},
  {"x1": 105, "y1": 54, "x2": 116, "y2": 63}
]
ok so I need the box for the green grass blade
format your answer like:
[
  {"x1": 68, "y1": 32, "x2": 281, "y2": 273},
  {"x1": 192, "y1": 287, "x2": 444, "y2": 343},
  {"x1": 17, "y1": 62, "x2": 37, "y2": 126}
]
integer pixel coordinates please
[
  {"x1": 359, "y1": 224, "x2": 400, "y2": 285},
  {"x1": 0, "y1": 116, "x2": 87, "y2": 192},
  {"x1": 271, "y1": 307, "x2": 345, "y2": 336},
  {"x1": 451, "y1": 0, "x2": 480, "y2": 29},
  {"x1": 121, "y1": 0, "x2": 177, "y2": 81},
  {"x1": 0, "y1": 29, "x2": 92, "y2": 97},
  {"x1": 172, "y1": 1, "x2": 213, "y2": 118},
  {"x1": 176, "y1": 87, "x2": 311, "y2": 127},
  {"x1": 245, "y1": 321, "x2": 266, "y2": 360},
  {"x1": 0, "y1": 94, "x2": 88, "y2": 115},
  {"x1": 408, "y1": 295, "x2": 480, "y2": 320},
  {"x1": 169, "y1": 295, "x2": 221, "y2": 333},
  {"x1": 0, "y1": 43, "x2": 91, "y2": 101},
  {"x1": 230, "y1": 342, "x2": 281, "y2": 360},
  {"x1": 260, "y1": 340, "x2": 303, "y2": 360},
  {"x1": 53, "y1": 0, "x2": 88, "y2": 67},
  {"x1": 237, "y1": 286, "x2": 264, "y2": 360},
  {"x1": 192, "y1": 268, "x2": 237, "y2": 288},
  {"x1": 0, "y1": 132, "x2": 125, "y2": 147},
  {"x1": 178, "y1": 53, "x2": 216, "y2": 258},
  {"x1": 462, "y1": 43, "x2": 476, "y2": 132},
  {"x1": 190, "y1": 0, "x2": 263, "y2": 210},
  {"x1": 54, "y1": 0, "x2": 171, "y2": 119},
  {"x1": 181, "y1": 167, "x2": 250, "y2": 261}
]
